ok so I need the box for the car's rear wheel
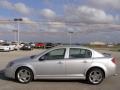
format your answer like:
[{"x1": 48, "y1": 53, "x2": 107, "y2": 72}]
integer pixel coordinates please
[
  {"x1": 87, "y1": 68, "x2": 104, "y2": 85},
  {"x1": 16, "y1": 67, "x2": 33, "y2": 84}
]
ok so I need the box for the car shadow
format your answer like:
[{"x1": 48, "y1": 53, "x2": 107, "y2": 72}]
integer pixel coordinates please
[{"x1": 33, "y1": 79, "x2": 89, "y2": 85}]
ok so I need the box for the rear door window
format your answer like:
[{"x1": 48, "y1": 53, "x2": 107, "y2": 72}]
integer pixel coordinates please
[{"x1": 69, "y1": 48, "x2": 92, "y2": 59}]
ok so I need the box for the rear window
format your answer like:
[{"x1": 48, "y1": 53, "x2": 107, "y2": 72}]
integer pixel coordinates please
[{"x1": 69, "y1": 48, "x2": 92, "y2": 59}]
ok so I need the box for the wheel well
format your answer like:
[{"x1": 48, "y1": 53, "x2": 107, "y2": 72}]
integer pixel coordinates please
[
  {"x1": 15, "y1": 66, "x2": 34, "y2": 79},
  {"x1": 86, "y1": 67, "x2": 105, "y2": 78}
]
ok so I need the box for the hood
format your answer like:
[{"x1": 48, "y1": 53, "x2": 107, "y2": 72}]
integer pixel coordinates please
[{"x1": 12, "y1": 56, "x2": 34, "y2": 64}]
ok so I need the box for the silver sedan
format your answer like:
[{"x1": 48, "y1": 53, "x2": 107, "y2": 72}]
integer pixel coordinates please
[{"x1": 4, "y1": 46, "x2": 116, "y2": 84}]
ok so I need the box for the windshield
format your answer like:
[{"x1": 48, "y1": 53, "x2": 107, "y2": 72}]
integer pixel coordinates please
[{"x1": 2, "y1": 44, "x2": 10, "y2": 46}]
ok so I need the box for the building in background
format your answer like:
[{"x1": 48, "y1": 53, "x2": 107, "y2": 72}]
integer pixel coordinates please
[
  {"x1": 90, "y1": 41, "x2": 106, "y2": 46},
  {"x1": 90, "y1": 41, "x2": 107, "y2": 47}
]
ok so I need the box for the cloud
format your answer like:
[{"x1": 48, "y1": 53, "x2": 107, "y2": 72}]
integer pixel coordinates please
[
  {"x1": 0, "y1": 0, "x2": 31, "y2": 15},
  {"x1": 22, "y1": 17, "x2": 35, "y2": 23},
  {"x1": 48, "y1": 22, "x2": 66, "y2": 29},
  {"x1": 37, "y1": 5, "x2": 120, "y2": 33},
  {"x1": 22, "y1": 17, "x2": 39, "y2": 26},
  {"x1": 21, "y1": 17, "x2": 39, "y2": 30},
  {"x1": 64, "y1": 6, "x2": 115, "y2": 24},
  {"x1": 0, "y1": 16, "x2": 16, "y2": 31},
  {"x1": 40, "y1": 8, "x2": 56, "y2": 19},
  {"x1": 89, "y1": 0, "x2": 120, "y2": 10},
  {"x1": 0, "y1": 0, "x2": 13, "y2": 9},
  {"x1": 14, "y1": 3, "x2": 31, "y2": 15},
  {"x1": 0, "y1": 24, "x2": 16, "y2": 31}
]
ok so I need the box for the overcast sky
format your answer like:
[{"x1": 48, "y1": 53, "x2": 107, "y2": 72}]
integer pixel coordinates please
[{"x1": 0, "y1": 0, "x2": 120, "y2": 43}]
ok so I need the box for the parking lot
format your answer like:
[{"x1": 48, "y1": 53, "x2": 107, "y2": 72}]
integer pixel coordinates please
[{"x1": 0, "y1": 49, "x2": 120, "y2": 90}]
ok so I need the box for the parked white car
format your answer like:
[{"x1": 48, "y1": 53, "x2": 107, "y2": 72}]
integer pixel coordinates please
[
  {"x1": 0, "y1": 43, "x2": 15, "y2": 51},
  {"x1": 0, "y1": 45, "x2": 10, "y2": 51}
]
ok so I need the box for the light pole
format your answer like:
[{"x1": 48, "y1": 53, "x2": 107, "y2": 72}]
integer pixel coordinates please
[
  {"x1": 14, "y1": 18, "x2": 22, "y2": 47},
  {"x1": 68, "y1": 31, "x2": 73, "y2": 45},
  {"x1": 12, "y1": 30, "x2": 18, "y2": 42}
]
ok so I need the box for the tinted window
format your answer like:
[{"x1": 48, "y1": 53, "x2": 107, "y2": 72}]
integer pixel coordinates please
[
  {"x1": 42, "y1": 48, "x2": 66, "y2": 60},
  {"x1": 69, "y1": 48, "x2": 92, "y2": 59}
]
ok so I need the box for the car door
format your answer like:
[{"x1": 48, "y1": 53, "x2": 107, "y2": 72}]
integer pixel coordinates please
[
  {"x1": 66, "y1": 48, "x2": 93, "y2": 77},
  {"x1": 35, "y1": 48, "x2": 66, "y2": 77}
]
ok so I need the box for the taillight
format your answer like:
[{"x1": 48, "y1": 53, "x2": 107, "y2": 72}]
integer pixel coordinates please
[{"x1": 112, "y1": 58, "x2": 116, "y2": 64}]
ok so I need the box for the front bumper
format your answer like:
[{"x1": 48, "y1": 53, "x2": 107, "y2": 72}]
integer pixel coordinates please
[
  {"x1": 0, "y1": 48, "x2": 9, "y2": 51},
  {"x1": 4, "y1": 67, "x2": 16, "y2": 79}
]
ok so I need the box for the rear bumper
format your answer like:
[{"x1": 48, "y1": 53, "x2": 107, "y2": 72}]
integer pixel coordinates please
[{"x1": 106, "y1": 64, "x2": 116, "y2": 77}]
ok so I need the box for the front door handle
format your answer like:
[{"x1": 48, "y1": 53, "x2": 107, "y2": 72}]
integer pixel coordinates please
[
  {"x1": 83, "y1": 61, "x2": 88, "y2": 63},
  {"x1": 57, "y1": 61, "x2": 63, "y2": 64}
]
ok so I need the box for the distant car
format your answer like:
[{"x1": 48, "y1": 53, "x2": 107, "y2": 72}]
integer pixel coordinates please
[
  {"x1": 35, "y1": 43, "x2": 45, "y2": 48},
  {"x1": 29, "y1": 42, "x2": 35, "y2": 48},
  {"x1": 0, "y1": 44, "x2": 10, "y2": 51},
  {"x1": 5, "y1": 46, "x2": 116, "y2": 84},
  {"x1": 0, "y1": 43, "x2": 15, "y2": 51},
  {"x1": 14, "y1": 44, "x2": 23, "y2": 50},
  {"x1": 45, "y1": 43, "x2": 54, "y2": 48},
  {"x1": 20, "y1": 44, "x2": 32, "y2": 50}
]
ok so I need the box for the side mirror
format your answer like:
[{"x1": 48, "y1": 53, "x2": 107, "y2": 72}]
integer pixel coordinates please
[{"x1": 39, "y1": 56, "x2": 45, "y2": 61}]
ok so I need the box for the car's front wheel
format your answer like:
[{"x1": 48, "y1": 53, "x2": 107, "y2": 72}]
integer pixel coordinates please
[
  {"x1": 15, "y1": 67, "x2": 33, "y2": 84},
  {"x1": 86, "y1": 68, "x2": 104, "y2": 85}
]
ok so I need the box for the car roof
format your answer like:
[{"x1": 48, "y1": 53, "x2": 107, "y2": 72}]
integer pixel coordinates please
[{"x1": 52, "y1": 45, "x2": 92, "y2": 50}]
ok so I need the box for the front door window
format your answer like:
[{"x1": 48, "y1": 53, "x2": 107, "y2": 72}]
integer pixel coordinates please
[{"x1": 40, "y1": 48, "x2": 66, "y2": 60}]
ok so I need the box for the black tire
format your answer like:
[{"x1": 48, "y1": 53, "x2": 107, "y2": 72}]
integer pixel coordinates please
[
  {"x1": 86, "y1": 68, "x2": 104, "y2": 85},
  {"x1": 15, "y1": 67, "x2": 33, "y2": 84}
]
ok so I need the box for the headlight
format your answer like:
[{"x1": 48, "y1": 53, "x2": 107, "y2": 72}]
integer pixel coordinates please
[
  {"x1": 7, "y1": 62, "x2": 14, "y2": 68},
  {"x1": 28, "y1": 46, "x2": 30, "y2": 48}
]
